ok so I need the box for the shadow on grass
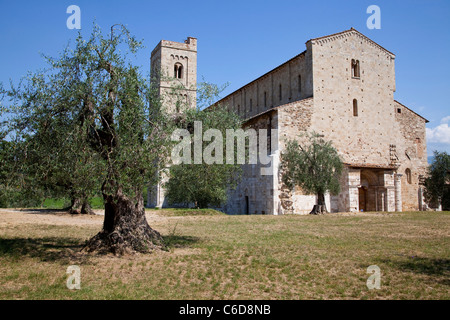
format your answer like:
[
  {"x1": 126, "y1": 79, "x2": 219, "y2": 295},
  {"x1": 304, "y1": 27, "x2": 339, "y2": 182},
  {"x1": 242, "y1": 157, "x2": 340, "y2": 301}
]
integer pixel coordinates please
[
  {"x1": 162, "y1": 235, "x2": 200, "y2": 249},
  {"x1": 377, "y1": 256, "x2": 450, "y2": 286},
  {"x1": 0, "y1": 233, "x2": 200, "y2": 262},
  {"x1": 0, "y1": 237, "x2": 88, "y2": 264},
  {"x1": 17, "y1": 209, "x2": 68, "y2": 214}
]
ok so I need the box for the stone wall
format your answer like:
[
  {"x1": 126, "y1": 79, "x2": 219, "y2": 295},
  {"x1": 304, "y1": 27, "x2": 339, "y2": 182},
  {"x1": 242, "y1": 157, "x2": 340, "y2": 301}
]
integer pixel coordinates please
[
  {"x1": 215, "y1": 45, "x2": 313, "y2": 120},
  {"x1": 393, "y1": 101, "x2": 428, "y2": 211},
  {"x1": 276, "y1": 98, "x2": 322, "y2": 214},
  {"x1": 309, "y1": 29, "x2": 397, "y2": 167},
  {"x1": 202, "y1": 29, "x2": 429, "y2": 214},
  {"x1": 222, "y1": 111, "x2": 279, "y2": 215},
  {"x1": 221, "y1": 29, "x2": 428, "y2": 214},
  {"x1": 150, "y1": 37, "x2": 197, "y2": 112}
]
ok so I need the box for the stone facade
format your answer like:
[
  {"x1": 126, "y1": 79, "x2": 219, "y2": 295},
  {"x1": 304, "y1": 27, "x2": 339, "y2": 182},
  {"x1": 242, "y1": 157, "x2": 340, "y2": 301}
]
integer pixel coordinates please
[
  {"x1": 150, "y1": 29, "x2": 429, "y2": 214},
  {"x1": 212, "y1": 28, "x2": 429, "y2": 214},
  {"x1": 393, "y1": 100, "x2": 428, "y2": 211}
]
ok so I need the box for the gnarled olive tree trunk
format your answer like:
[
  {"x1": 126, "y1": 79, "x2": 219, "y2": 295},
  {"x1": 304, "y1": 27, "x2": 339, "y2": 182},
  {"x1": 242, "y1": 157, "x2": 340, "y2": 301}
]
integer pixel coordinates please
[
  {"x1": 81, "y1": 27, "x2": 166, "y2": 255},
  {"x1": 84, "y1": 186, "x2": 165, "y2": 255},
  {"x1": 68, "y1": 197, "x2": 94, "y2": 215}
]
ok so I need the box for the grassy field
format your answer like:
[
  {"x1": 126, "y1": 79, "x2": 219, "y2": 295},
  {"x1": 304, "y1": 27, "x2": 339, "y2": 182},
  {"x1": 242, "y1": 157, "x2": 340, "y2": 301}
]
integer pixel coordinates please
[{"x1": 0, "y1": 209, "x2": 448, "y2": 300}]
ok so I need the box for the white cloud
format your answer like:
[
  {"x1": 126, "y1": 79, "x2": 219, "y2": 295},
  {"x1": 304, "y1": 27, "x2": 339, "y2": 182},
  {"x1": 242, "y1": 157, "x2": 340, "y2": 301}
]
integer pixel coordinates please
[
  {"x1": 440, "y1": 116, "x2": 450, "y2": 124},
  {"x1": 427, "y1": 117, "x2": 450, "y2": 144}
]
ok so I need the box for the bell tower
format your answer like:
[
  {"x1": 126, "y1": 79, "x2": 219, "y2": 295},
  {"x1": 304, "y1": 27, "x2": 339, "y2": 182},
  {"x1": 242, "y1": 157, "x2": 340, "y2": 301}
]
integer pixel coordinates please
[
  {"x1": 150, "y1": 37, "x2": 197, "y2": 112},
  {"x1": 148, "y1": 37, "x2": 197, "y2": 208}
]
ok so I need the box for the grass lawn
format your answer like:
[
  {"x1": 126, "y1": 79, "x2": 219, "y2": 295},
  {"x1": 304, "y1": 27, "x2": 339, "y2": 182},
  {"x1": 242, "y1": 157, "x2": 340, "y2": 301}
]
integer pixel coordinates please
[
  {"x1": 41, "y1": 197, "x2": 104, "y2": 210},
  {"x1": 0, "y1": 209, "x2": 448, "y2": 300}
]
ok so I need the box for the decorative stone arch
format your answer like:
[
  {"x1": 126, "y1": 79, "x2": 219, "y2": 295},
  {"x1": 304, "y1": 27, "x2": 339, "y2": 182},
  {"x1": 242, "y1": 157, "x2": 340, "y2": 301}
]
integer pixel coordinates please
[
  {"x1": 174, "y1": 62, "x2": 183, "y2": 79},
  {"x1": 405, "y1": 168, "x2": 412, "y2": 184},
  {"x1": 360, "y1": 169, "x2": 379, "y2": 186}
]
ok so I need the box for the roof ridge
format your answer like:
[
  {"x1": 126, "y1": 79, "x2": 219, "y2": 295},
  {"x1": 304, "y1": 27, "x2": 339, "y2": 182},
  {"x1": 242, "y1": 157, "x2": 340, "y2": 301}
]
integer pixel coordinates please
[
  {"x1": 394, "y1": 100, "x2": 429, "y2": 123},
  {"x1": 208, "y1": 50, "x2": 307, "y2": 109},
  {"x1": 309, "y1": 28, "x2": 395, "y2": 57}
]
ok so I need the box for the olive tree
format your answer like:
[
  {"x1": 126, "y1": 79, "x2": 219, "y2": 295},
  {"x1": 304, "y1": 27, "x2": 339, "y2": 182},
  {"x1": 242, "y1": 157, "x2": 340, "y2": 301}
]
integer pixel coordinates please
[
  {"x1": 164, "y1": 103, "x2": 242, "y2": 208},
  {"x1": 280, "y1": 132, "x2": 343, "y2": 214},
  {"x1": 2, "y1": 25, "x2": 174, "y2": 254}
]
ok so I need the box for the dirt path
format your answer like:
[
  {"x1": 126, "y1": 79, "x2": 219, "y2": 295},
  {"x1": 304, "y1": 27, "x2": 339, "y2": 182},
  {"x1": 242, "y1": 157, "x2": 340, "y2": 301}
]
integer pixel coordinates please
[{"x1": 0, "y1": 208, "x2": 176, "y2": 228}]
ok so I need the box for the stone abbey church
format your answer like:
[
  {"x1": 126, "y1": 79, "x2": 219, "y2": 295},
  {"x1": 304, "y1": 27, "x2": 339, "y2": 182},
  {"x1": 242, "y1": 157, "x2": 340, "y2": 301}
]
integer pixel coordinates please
[{"x1": 149, "y1": 28, "x2": 429, "y2": 215}]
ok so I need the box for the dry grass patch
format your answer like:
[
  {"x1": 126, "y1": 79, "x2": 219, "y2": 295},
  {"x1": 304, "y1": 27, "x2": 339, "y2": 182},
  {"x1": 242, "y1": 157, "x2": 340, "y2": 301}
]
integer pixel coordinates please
[{"x1": 0, "y1": 210, "x2": 448, "y2": 299}]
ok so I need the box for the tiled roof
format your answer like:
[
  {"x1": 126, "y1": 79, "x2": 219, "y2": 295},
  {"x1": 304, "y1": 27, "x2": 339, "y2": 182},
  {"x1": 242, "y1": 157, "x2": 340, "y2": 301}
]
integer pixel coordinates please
[{"x1": 344, "y1": 162, "x2": 397, "y2": 170}]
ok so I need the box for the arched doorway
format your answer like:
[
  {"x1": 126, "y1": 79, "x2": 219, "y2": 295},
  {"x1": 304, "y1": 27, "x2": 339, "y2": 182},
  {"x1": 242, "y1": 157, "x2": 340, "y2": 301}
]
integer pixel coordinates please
[
  {"x1": 359, "y1": 170, "x2": 379, "y2": 212},
  {"x1": 358, "y1": 187, "x2": 367, "y2": 212}
]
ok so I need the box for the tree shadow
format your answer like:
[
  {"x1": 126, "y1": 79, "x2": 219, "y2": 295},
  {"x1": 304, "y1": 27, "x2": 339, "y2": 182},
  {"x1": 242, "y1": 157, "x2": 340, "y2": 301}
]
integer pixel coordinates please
[
  {"x1": 0, "y1": 233, "x2": 200, "y2": 262},
  {"x1": 162, "y1": 234, "x2": 200, "y2": 249},
  {"x1": 376, "y1": 256, "x2": 450, "y2": 286},
  {"x1": 0, "y1": 237, "x2": 90, "y2": 264},
  {"x1": 17, "y1": 209, "x2": 69, "y2": 215}
]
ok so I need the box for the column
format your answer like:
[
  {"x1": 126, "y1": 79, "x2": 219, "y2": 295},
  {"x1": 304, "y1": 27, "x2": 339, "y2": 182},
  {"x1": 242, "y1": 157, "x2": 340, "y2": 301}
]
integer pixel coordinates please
[
  {"x1": 394, "y1": 173, "x2": 403, "y2": 212},
  {"x1": 348, "y1": 169, "x2": 360, "y2": 212}
]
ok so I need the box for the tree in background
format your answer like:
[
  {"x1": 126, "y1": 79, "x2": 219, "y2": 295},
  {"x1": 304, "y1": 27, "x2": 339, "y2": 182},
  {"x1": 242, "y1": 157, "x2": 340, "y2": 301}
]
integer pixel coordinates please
[
  {"x1": 280, "y1": 132, "x2": 343, "y2": 214},
  {"x1": 424, "y1": 151, "x2": 450, "y2": 210},
  {"x1": 2, "y1": 24, "x2": 174, "y2": 254},
  {"x1": 164, "y1": 84, "x2": 242, "y2": 209}
]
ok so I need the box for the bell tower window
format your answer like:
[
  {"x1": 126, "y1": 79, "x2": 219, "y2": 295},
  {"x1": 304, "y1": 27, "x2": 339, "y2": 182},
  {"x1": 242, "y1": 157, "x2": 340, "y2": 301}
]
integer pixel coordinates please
[{"x1": 174, "y1": 63, "x2": 183, "y2": 79}]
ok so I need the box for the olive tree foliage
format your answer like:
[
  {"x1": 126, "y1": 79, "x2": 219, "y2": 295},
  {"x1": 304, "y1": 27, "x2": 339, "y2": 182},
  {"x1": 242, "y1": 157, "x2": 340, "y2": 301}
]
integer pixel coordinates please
[
  {"x1": 0, "y1": 86, "x2": 33, "y2": 207},
  {"x1": 195, "y1": 78, "x2": 230, "y2": 111},
  {"x1": 1, "y1": 24, "x2": 174, "y2": 254},
  {"x1": 423, "y1": 151, "x2": 450, "y2": 210},
  {"x1": 164, "y1": 101, "x2": 242, "y2": 209},
  {"x1": 280, "y1": 132, "x2": 343, "y2": 214},
  {"x1": 0, "y1": 137, "x2": 38, "y2": 207}
]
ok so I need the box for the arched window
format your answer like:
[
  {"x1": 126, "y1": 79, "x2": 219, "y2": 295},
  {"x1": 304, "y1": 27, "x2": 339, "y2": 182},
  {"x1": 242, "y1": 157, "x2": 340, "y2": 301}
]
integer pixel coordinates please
[
  {"x1": 351, "y1": 59, "x2": 360, "y2": 78},
  {"x1": 353, "y1": 99, "x2": 358, "y2": 117},
  {"x1": 405, "y1": 168, "x2": 412, "y2": 184},
  {"x1": 174, "y1": 63, "x2": 183, "y2": 79}
]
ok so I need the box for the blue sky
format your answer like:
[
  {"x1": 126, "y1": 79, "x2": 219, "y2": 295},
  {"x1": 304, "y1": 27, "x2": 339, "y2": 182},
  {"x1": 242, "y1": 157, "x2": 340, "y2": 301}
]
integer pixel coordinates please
[{"x1": 0, "y1": 0, "x2": 449, "y2": 155}]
